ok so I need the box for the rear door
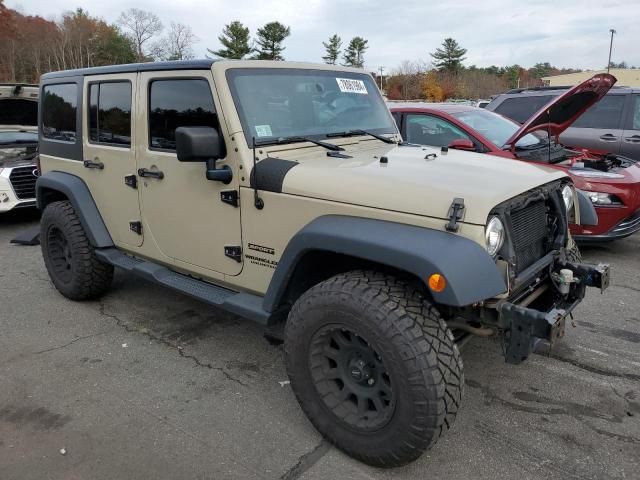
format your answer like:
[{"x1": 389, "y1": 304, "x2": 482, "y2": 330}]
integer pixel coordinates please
[
  {"x1": 620, "y1": 93, "x2": 640, "y2": 160},
  {"x1": 82, "y1": 74, "x2": 142, "y2": 247},
  {"x1": 559, "y1": 93, "x2": 627, "y2": 154}
]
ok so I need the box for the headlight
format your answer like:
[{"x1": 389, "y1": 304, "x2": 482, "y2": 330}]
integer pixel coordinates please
[
  {"x1": 587, "y1": 192, "x2": 623, "y2": 206},
  {"x1": 485, "y1": 216, "x2": 505, "y2": 257},
  {"x1": 561, "y1": 185, "x2": 574, "y2": 212},
  {"x1": 569, "y1": 168, "x2": 624, "y2": 179}
]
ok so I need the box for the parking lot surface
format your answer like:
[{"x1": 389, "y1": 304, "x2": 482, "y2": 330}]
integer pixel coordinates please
[{"x1": 1, "y1": 210, "x2": 639, "y2": 480}]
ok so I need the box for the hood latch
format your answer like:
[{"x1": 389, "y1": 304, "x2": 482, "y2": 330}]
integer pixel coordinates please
[{"x1": 445, "y1": 198, "x2": 465, "y2": 232}]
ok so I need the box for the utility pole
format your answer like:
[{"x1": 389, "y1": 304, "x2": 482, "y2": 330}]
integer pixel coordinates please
[
  {"x1": 378, "y1": 66, "x2": 384, "y2": 91},
  {"x1": 607, "y1": 28, "x2": 616, "y2": 73}
]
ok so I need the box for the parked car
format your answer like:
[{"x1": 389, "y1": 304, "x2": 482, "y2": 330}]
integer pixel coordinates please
[
  {"x1": 36, "y1": 60, "x2": 608, "y2": 467},
  {"x1": 390, "y1": 74, "x2": 640, "y2": 242},
  {"x1": 486, "y1": 84, "x2": 640, "y2": 161},
  {"x1": 0, "y1": 83, "x2": 39, "y2": 212},
  {"x1": 475, "y1": 99, "x2": 490, "y2": 108}
]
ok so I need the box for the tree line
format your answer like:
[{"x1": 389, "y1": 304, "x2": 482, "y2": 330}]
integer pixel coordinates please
[{"x1": 1, "y1": 2, "x2": 632, "y2": 101}]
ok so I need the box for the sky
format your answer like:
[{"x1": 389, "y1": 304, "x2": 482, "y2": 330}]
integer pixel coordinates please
[{"x1": 7, "y1": 0, "x2": 640, "y2": 73}]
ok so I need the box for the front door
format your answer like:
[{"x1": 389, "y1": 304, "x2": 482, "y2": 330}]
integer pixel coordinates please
[
  {"x1": 560, "y1": 93, "x2": 627, "y2": 154},
  {"x1": 82, "y1": 74, "x2": 143, "y2": 247},
  {"x1": 620, "y1": 93, "x2": 640, "y2": 161},
  {"x1": 136, "y1": 71, "x2": 242, "y2": 276}
]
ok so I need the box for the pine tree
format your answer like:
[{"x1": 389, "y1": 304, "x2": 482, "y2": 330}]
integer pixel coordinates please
[
  {"x1": 208, "y1": 21, "x2": 251, "y2": 59},
  {"x1": 252, "y1": 21, "x2": 290, "y2": 60},
  {"x1": 430, "y1": 38, "x2": 467, "y2": 72},
  {"x1": 342, "y1": 37, "x2": 368, "y2": 68},
  {"x1": 322, "y1": 34, "x2": 341, "y2": 65}
]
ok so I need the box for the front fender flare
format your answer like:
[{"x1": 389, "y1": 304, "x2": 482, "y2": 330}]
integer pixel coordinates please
[
  {"x1": 263, "y1": 215, "x2": 507, "y2": 310},
  {"x1": 36, "y1": 171, "x2": 113, "y2": 248}
]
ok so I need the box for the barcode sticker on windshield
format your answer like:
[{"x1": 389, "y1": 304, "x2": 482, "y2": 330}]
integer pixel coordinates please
[
  {"x1": 255, "y1": 125, "x2": 273, "y2": 137},
  {"x1": 336, "y1": 78, "x2": 368, "y2": 94}
]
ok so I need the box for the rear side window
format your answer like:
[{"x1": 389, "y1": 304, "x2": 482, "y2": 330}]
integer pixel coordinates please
[
  {"x1": 88, "y1": 82, "x2": 132, "y2": 147},
  {"x1": 148, "y1": 79, "x2": 218, "y2": 151},
  {"x1": 572, "y1": 94, "x2": 625, "y2": 129},
  {"x1": 494, "y1": 95, "x2": 554, "y2": 123},
  {"x1": 42, "y1": 84, "x2": 77, "y2": 142}
]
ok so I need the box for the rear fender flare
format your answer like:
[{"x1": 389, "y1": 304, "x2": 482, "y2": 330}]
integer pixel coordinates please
[{"x1": 36, "y1": 171, "x2": 113, "y2": 248}]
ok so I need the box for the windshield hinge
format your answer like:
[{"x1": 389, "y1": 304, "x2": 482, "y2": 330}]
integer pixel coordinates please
[{"x1": 445, "y1": 198, "x2": 465, "y2": 233}]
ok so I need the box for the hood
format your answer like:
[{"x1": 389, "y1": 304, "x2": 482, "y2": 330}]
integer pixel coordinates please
[
  {"x1": 504, "y1": 74, "x2": 616, "y2": 149},
  {"x1": 274, "y1": 142, "x2": 568, "y2": 225}
]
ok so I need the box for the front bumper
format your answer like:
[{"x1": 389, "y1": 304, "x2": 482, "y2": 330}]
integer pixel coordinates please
[
  {"x1": 573, "y1": 208, "x2": 640, "y2": 242},
  {"x1": 0, "y1": 166, "x2": 37, "y2": 212},
  {"x1": 498, "y1": 262, "x2": 610, "y2": 364}
]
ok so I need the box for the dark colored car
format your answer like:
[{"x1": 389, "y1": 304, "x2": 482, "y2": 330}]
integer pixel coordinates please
[
  {"x1": 390, "y1": 74, "x2": 640, "y2": 242},
  {"x1": 486, "y1": 84, "x2": 640, "y2": 161}
]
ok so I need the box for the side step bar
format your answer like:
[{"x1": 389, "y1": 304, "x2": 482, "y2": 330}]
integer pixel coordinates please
[{"x1": 96, "y1": 248, "x2": 270, "y2": 325}]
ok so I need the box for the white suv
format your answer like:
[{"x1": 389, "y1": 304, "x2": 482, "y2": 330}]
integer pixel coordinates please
[{"x1": 0, "y1": 84, "x2": 39, "y2": 212}]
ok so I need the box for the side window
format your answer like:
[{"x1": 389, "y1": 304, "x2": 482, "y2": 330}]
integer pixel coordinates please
[
  {"x1": 405, "y1": 114, "x2": 471, "y2": 147},
  {"x1": 572, "y1": 94, "x2": 625, "y2": 129},
  {"x1": 627, "y1": 95, "x2": 640, "y2": 130},
  {"x1": 42, "y1": 83, "x2": 77, "y2": 142},
  {"x1": 494, "y1": 95, "x2": 554, "y2": 124},
  {"x1": 88, "y1": 82, "x2": 132, "y2": 147},
  {"x1": 149, "y1": 79, "x2": 218, "y2": 151}
]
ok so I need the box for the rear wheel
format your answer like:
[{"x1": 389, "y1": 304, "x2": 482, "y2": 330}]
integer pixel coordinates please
[
  {"x1": 40, "y1": 200, "x2": 113, "y2": 300},
  {"x1": 284, "y1": 270, "x2": 463, "y2": 467}
]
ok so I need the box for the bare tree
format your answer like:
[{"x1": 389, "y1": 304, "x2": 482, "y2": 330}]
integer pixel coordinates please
[
  {"x1": 154, "y1": 22, "x2": 198, "y2": 60},
  {"x1": 117, "y1": 8, "x2": 162, "y2": 62}
]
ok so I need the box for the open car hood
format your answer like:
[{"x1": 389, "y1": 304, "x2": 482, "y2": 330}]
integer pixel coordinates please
[{"x1": 504, "y1": 73, "x2": 616, "y2": 149}]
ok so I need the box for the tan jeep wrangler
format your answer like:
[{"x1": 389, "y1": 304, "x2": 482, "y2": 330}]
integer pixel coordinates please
[{"x1": 36, "y1": 60, "x2": 609, "y2": 467}]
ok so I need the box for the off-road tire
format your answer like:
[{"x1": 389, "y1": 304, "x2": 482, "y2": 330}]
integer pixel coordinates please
[
  {"x1": 40, "y1": 200, "x2": 113, "y2": 300},
  {"x1": 566, "y1": 235, "x2": 582, "y2": 263},
  {"x1": 284, "y1": 270, "x2": 464, "y2": 467}
]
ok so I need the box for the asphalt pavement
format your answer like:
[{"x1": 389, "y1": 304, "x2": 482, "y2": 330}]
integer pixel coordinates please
[{"x1": 1, "y1": 209, "x2": 638, "y2": 480}]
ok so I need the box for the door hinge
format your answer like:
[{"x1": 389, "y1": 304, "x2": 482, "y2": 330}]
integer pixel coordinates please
[
  {"x1": 129, "y1": 221, "x2": 143, "y2": 235},
  {"x1": 224, "y1": 245, "x2": 242, "y2": 262},
  {"x1": 445, "y1": 198, "x2": 465, "y2": 233},
  {"x1": 221, "y1": 190, "x2": 239, "y2": 207},
  {"x1": 124, "y1": 174, "x2": 138, "y2": 189}
]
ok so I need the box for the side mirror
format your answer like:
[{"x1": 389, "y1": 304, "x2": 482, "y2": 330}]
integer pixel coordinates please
[
  {"x1": 448, "y1": 138, "x2": 476, "y2": 151},
  {"x1": 175, "y1": 126, "x2": 232, "y2": 183}
]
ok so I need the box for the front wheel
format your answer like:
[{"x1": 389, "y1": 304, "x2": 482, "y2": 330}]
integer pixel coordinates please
[
  {"x1": 284, "y1": 271, "x2": 464, "y2": 467},
  {"x1": 566, "y1": 235, "x2": 582, "y2": 263}
]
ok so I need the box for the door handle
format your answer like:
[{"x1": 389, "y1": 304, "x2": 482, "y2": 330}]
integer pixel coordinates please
[
  {"x1": 599, "y1": 134, "x2": 618, "y2": 142},
  {"x1": 137, "y1": 168, "x2": 164, "y2": 180},
  {"x1": 83, "y1": 159, "x2": 104, "y2": 169},
  {"x1": 624, "y1": 135, "x2": 640, "y2": 143}
]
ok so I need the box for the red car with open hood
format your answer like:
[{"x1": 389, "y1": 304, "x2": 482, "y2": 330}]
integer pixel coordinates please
[{"x1": 390, "y1": 74, "x2": 640, "y2": 241}]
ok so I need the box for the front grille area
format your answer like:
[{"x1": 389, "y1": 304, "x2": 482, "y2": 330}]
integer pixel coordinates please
[
  {"x1": 9, "y1": 165, "x2": 37, "y2": 200},
  {"x1": 510, "y1": 200, "x2": 548, "y2": 274}
]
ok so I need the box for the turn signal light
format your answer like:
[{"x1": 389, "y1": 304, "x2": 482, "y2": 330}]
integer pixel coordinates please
[{"x1": 428, "y1": 273, "x2": 447, "y2": 292}]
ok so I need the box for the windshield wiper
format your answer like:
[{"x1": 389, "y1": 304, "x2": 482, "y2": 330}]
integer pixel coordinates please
[
  {"x1": 326, "y1": 129, "x2": 397, "y2": 144},
  {"x1": 256, "y1": 136, "x2": 344, "y2": 151}
]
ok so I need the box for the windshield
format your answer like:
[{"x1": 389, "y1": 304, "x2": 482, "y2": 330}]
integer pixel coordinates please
[
  {"x1": 227, "y1": 68, "x2": 397, "y2": 145},
  {"x1": 451, "y1": 109, "x2": 544, "y2": 148},
  {"x1": 0, "y1": 99, "x2": 38, "y2": 127},
  {"x1": 0, "y1": 130, "x2": 38, "y2": 146}
]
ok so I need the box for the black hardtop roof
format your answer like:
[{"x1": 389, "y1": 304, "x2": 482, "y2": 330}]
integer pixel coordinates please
[{"x1": 41, "y1": 59, "x2": 217, "y2": 81}]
